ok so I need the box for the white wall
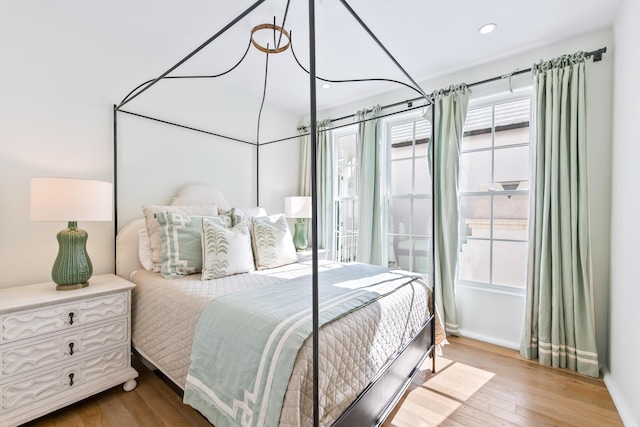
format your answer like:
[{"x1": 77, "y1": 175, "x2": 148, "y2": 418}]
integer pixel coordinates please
[
  {"x1": 606, "y1": 0, "x2": 640, "y2": 424},
  {"x1": 316, "y1": 29, "x2": 613, "y2": 357},
  {"x1": 0, "y1": 1, "x2": 301, "y2": 288},
  {"x1": 115, "y1": 79, "x2": 301, "y2": 228}
]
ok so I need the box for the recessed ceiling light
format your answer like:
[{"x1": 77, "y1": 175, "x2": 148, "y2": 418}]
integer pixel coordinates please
[
  {"x1": 321, "y1": 83, "x2": 331, "y2": 89},
  {"x1": 478, "y1": 23, "x2": 497, "y2": 35}
]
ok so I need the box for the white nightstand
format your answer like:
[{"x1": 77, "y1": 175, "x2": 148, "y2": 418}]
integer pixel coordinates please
[
  {"x1": 296, "y1": 248, "x2": 328, "y2": 262},
  {"x1": 0, "y1": 274, "x2": 138, "y2": 427}
]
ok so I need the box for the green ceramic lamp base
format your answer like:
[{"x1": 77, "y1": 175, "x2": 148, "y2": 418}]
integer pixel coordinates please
[
  {"x1": 56, "y1": 282, "x2": 89, "y2": 291},
  {"x1": 52, "y1": 221, "x2": 93, "y2": 290},
  {"x1": 293, "y1": 219, "x2": 308, "y2": 251}
]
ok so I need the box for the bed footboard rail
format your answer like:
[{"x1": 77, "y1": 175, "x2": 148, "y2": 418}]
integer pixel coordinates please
[{"x1": 331, "y1": 314, "x2": 435, "y2": 427}]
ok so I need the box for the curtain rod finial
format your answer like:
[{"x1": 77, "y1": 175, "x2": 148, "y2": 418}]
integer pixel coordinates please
[{"x1": 593, "y1": 47, "x2": 606, "y2": 62}]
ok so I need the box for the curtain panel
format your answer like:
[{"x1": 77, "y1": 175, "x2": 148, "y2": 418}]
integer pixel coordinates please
[
  {"x1": 355, "y1": 105, "x2": 383, "y2": 265},
  {"x1": 521, "y1": 52, "x2": 599, "y2": 377},
  {"x1": 428, "y1": 84, "x2": 470, "y2": 336},
  {"x1": 299, "y1": 119, "x2": 334, "y2": 254}
]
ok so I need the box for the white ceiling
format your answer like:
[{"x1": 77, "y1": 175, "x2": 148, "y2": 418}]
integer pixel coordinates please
[{"x1": 62, "y1": 0, "x2": 621, "y2": 114}]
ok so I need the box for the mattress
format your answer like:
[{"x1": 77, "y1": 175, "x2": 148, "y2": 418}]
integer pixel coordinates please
[{"x1": 130, "y1": 261, "x2": 441, "y2": 426}]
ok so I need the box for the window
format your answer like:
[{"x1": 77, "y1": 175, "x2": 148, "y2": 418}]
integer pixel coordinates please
[
  {"x1": 333, "y1": 126, "x2": 359, "y2": 262},
  {"x1": 330, "y1": 90, "x2": 531, "y2": 283},
  {"x1": 385, "y1": 116, "x2": 433, "y2": 274},
  {"x1": 457, "y1": 92, "x2": 532, "y2": 291}
]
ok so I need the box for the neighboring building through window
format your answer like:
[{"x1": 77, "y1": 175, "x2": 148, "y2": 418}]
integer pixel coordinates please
[{"x1": 458, "y1": 91, "x2": 532, "y2": 292}]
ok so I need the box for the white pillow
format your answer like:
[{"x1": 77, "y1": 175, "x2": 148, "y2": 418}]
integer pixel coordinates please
[
  {"x1": 141, "y1": 204, "x2": 218, "y2": 272},
  {"x1": 201, "y1": 218, "x2": 255, "y2": 280},
  {"x1": 231, "y1": 207, "x2": 267, "y2": 226},
  {"x1": 138, "y1": 229, "x2": 154, "y2": 271},
  {"x1": 251, "y1": 214, "x2": 297, "y2": 270}
]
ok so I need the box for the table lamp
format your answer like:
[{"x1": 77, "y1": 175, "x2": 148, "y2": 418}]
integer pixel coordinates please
[
  {"x1": 30, "y1": 177, "x2": 113, "y2": 290},
  {"x1": 284, "y1": 196, "x2": 312, "y2": 251}
]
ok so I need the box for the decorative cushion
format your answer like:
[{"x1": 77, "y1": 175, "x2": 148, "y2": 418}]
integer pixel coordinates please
[
  {"x1": 251, "y1": 214, "x2": 297, "y2": 270},
  {"x1": 231, "y1": 207, "x2": 268, "y2": 226},
  {"x1": 142, "y1": 204, "x2": 218, "y2": 272},
  {"x1": 155, "y1": 212, "x2": 215, "y2": 279},
  {"x1": 212, "y1": 211, "x2": 234, "y2": 228},
  {"x1": 201, "y1": 218, "x2": 255, "y2": 280},
  {"x1": 138, "y1": 228, "x2": 154, "y2": 271}
]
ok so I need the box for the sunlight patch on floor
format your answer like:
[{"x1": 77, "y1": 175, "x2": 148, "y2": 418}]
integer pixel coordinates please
[
  {"x1": 426, "y1": 358, "x2": 495, "y2": 401},
  {"x1": 384, "y1": 357, "x2": 495, "y2": 427}
]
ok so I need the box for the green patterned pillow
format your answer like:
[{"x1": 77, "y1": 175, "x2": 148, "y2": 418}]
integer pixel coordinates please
[
  {"x1": 156, "y1": 212, "x2": 228, "y2": 279},
  {"x1": 201, "y1": 218, "x2": 255, "y2": 280},
  {"x1": 230, "y1": 207, "x2": 267, "y2": 226},
  {"x1": 211, "y1": 212, "x2": 233, "y2": 228},
  {"x1": 142, "y1": 204, "x2": 218, "y2": 272},
  {"x1": 250, "y1": 214, "x2": 297, "y2": 270}
]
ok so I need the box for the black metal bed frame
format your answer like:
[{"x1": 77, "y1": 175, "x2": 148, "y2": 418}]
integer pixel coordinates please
[{"x1": 113, "y1": 1, "x2": 437, "y2": 426}]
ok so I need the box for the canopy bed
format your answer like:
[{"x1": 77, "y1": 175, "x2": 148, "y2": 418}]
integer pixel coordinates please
[{"x1": 113, "y1": 1, "x2": 440, "y2": 426}]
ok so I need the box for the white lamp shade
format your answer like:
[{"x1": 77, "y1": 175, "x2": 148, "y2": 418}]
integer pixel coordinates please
[
  {"x1": 284, "y1": 196, "x2": 312, "y2": 219},
  {"x1": 30, "y1": 177, "x2": 113, "y2": 222}
]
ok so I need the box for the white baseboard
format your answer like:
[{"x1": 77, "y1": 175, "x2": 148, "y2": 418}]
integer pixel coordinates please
[
  {"x1": 602, "y1": 367, "x2": 637, "y2": 427},
  {"x1": 458, "y1": 329, "x2": 520, "y2": 350}
]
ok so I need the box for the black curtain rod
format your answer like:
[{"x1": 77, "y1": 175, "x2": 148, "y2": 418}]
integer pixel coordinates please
[
  {"x1": 302, "y1": 46, "x2": 607, "y2": 129},
  {"x1": 117, "y1": 46, "x2": 607, "y2": 149},
  {"x1": 262, "y1": 103, "x2": 427, "y2": 146},
  {"x1": 297, "y1": 96, "x2": 420, "y2": 132}
]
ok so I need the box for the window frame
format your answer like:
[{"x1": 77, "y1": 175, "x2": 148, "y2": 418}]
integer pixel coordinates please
[
  {"x1": 456, "y1": 88, "x2": 533, "y2": 296},
  {"x1": 332, "y1": 124, "x2": 359, "y2": 262},
  {"x1": 382, "y1": 112, "x2": 433, "y2": 274}
]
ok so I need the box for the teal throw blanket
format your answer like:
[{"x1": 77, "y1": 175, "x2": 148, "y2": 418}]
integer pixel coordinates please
[{"x1": 183, "y1": 263, "x2": 423, "y2": 427}]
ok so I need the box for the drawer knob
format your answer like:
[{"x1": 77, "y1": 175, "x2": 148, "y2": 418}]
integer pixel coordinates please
[
  {"x1": 68, "y1": 342, "x2": 74, "y2": 355},
  {"x1": 69, "y1": 372, "x2": 75, "y2": 386},
  {"x1": 68, "y1": 312, "x2": 74, "y2": 325}
]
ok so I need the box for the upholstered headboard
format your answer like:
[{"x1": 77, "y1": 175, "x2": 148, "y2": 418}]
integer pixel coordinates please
[
  {"x1": 115, "y1": 184, "x2": 231, "y2": 280},
  {"x1": 169, "y1": 184, "x2": 231, "y2": 210},
  {"x1": 116, "y1": 218, "x2": 147, "y2": 280}
]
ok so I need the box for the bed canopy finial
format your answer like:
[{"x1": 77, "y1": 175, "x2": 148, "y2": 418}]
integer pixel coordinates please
[{"x1": 251, "y1": 22, "x2": 291, "y2": 54}]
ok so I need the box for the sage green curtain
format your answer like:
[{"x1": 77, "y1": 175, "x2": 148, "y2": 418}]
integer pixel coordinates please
[
  {"x1": 299, "y1": 120, "x2": 334, "y2": 254},
  {"x1": 428, "y1": 84, "x2": 470, "y2": 336},
  {"x1": 356, "y1": 105, "x2": 383, "y2": 265},
  {"x1": 521, "y1": 52, "x2": 599, "y2": 377}
]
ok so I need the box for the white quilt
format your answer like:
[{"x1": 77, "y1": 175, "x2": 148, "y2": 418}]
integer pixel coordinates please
[{"x1": 130, "y1": 261, "x2": 440, "y2": 426}]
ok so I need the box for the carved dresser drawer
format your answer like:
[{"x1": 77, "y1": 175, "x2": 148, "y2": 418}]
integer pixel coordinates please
[
  {"x1": 1, "y1": 292, "x2": 128, "y2": 344},
  {"x1": 0, "y1": 274, "x2": 138, "y2": 427},
  {"x1": 1, "y1": 318, "x2": 128, "y2": 377},
  {"x1": 1, "y1": 345, "x2": 129, "y2": 413}
]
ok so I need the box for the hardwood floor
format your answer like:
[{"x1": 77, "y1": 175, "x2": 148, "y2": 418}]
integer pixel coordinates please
[
  {"x1": 383, "y1": 336, "x2": 623, "y2": 427},
  {"x1": 24, "y1": 336, "x2": 622, "y2": 427}
]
